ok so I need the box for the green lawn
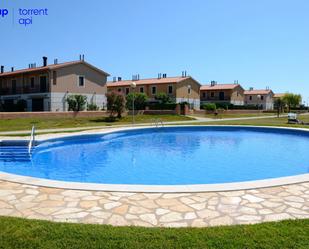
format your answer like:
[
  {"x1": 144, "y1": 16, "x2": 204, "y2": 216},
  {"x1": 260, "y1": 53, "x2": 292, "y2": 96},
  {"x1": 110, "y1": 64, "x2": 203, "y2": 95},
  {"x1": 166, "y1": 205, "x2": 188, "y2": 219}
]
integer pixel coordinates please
[
  {"x1": 0, "y1": 114, "x2": 193, "y2": 132},
  {"x1": 189, "y1": 114, "x2": 309, "y2": 129},
  {"x1": 193, "y1": 112, "x2": 275, "y2": 119},
  {"x1": 0, "y1": 217, "x2": 308, "y2": 249}
]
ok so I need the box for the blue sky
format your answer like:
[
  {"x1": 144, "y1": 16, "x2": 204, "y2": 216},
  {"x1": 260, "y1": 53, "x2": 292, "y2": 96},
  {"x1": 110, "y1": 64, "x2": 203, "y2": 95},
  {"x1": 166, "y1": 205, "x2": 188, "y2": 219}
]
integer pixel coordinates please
[{"x1": 1, "y1": 0, "x2": 309, "y2": 104}]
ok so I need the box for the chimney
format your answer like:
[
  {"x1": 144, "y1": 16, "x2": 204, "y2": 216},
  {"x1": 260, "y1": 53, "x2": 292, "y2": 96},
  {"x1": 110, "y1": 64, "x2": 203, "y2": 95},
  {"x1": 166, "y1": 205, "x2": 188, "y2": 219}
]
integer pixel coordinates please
[
  {"x1": 43, "y1": 56, "x2": 48, "y2": 67},
  {"x1": 11, "y1": 67, "x2": 14, "y2": 72},
  {"x1": 210, "y1": 81, "x2": 217, "y2": 86},
  {"x1": 113, "y1": 77, "x2": 116, "y2": 82},
  {"x1": 82, "y1": 54, "x2": 85, "y2": 61},
  {"x1": 158, "y1": 73, "x2": 161, "y2": 79},
  {"x1": 54, "y1": 59, "x2": 58, "y2": 64},
  {"x1": 1, "y1": 65, "x2": 4, "y2": 74},
  {"x1": 79, "y1": 54, "x2": 82, "y2": 61},
  {"x1": 249, "y1": 87, "x2": 253, "y2": 91},
  {"x1": 118, "y1": 77, "x2": 122, "y2": 81}
]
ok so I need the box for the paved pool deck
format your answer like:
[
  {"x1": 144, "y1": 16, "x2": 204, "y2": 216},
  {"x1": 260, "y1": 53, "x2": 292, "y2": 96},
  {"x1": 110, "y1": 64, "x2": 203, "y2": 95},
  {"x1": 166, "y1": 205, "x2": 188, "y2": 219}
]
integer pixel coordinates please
[{"x1": 0, "y1": 180, "x2": 308, "y2": 227}]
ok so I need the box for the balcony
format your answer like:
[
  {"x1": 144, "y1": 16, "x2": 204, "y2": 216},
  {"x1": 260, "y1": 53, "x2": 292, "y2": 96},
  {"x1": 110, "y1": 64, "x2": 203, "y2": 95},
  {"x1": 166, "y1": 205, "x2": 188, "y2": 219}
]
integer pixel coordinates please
[{"x1": 0, "y1": 86, "x2": 49, "y2": 96}]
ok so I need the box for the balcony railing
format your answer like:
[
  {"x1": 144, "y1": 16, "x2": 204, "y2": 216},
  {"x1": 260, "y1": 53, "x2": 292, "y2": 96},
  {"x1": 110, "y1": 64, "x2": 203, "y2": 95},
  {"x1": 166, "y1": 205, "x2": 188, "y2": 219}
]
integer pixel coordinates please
[{"x1": 0, "y1": 86, "x2": 49, "y2": 96}]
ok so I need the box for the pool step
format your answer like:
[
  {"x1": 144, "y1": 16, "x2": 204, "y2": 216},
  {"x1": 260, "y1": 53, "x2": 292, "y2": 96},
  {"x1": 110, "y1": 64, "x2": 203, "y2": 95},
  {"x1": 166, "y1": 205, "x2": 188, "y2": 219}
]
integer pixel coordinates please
[{"x1": 0, "y1": 146, "x2": 31, "y2": 162}]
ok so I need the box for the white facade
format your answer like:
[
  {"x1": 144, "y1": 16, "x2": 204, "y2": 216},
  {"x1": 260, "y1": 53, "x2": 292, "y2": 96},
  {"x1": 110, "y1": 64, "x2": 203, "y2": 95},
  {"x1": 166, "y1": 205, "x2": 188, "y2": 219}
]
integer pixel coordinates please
[
  {"x1": 176, "y1": 97, "x2": 200, "y2": 110},
  {"x1": 50, "y1": 92, "x2": 107, "y2": 111}
]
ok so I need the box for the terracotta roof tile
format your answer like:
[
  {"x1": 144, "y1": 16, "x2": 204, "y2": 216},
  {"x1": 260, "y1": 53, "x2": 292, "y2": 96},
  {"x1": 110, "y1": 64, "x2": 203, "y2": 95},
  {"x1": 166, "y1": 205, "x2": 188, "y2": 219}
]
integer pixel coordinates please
[
  {"x1": 200, "y1": 84, "x2": 240, "y2": 91},
  {"x1": 0, "y1": 60, "x2": 109, "y2": 77},
  {"x1": 107, "y1": 77, "x2": 190, "y2": 87},
  {"x1": 244, "y1": 89, "x2": 273, "y2": 95}
]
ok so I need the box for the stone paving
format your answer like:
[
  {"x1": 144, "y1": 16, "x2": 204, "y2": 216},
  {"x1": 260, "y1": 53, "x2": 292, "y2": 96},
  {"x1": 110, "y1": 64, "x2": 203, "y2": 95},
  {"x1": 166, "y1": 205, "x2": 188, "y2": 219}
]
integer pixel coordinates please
[{"x1": 0, "y1": 180, "x2": 308, "y2": 227}]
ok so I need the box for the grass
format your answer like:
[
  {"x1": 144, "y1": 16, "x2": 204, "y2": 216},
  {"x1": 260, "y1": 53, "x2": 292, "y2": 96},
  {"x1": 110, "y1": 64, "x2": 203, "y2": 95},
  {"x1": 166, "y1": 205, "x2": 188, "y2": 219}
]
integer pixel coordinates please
[
  {"x1": 0, "y1": 217, "x2": 308, "y2": 249},
  {"x1": 193, "y1": 112, "x2": 275, "y2": 119},
  {"x1": 0, "y1": 114, "x2": 194, "y2": 132},
  {"x1": 187, "y1": 114, "x2": 309, "y2": 129}
]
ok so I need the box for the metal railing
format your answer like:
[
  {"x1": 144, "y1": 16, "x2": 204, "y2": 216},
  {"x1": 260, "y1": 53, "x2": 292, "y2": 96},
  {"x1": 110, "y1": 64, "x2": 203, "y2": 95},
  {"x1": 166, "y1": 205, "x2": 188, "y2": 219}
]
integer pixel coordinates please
[
  {"x1": 151, "y1": 118, "x2": 164, "y2": 128},
  {"x1": 28, "y1": 125, "x2": 36, "y2": 154}
]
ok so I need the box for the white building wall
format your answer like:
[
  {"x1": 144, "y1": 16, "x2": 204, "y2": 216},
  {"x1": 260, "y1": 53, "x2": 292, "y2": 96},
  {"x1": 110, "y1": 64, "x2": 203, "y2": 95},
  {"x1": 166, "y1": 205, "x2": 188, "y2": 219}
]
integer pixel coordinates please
[
  {"x1": 50, "y1": 92, "x2": 107, "y2": 111},
  {"x1": 176, "y1": 98, "x2": 200, "y2": 110}
]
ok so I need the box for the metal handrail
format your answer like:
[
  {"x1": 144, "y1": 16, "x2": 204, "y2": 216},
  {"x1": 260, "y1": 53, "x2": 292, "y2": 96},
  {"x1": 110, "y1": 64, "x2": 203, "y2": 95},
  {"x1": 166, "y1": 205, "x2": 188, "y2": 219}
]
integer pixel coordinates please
[
  {"x1": 28, "y1": 125, "x2": 35, "y2": 154},
  {"x1": 151, "y1": 118, "x2": 164, "y2": 128}
]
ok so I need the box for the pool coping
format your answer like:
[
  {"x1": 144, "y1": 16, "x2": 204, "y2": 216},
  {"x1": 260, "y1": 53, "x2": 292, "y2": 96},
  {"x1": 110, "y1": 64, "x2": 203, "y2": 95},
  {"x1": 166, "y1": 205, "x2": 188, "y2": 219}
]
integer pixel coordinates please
[{"x1": 1, "y1": 125, "x2": 309, "y2": 193}]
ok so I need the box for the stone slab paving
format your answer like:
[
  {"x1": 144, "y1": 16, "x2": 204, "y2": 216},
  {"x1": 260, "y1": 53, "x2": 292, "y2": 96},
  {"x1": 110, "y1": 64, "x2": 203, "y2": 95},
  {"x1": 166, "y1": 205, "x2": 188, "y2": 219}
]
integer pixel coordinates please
[{"x1": 0, "y1": 180, "x2": 308, "y2": 227}]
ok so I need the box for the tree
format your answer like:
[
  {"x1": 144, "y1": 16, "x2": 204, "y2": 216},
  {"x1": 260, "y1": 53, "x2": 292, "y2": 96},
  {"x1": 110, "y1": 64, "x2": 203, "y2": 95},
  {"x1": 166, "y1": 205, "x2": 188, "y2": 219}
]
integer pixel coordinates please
[
  {"x1": 126, "y1": 92, "x2": 148, "y2": 110},
  {"x1": 282, "y1": 93, "x2": 302, "y2": 112},
  {"x1": 155, "y1": 92, "x2": 172, "y2": 104},
  {"x1": 106, "y1": 91, "x2": 126, "y2": 118},
  {"x1": 274, "y1": 97, "x2": 286, "y2": 117},
  {"x1": 66, "y1": 95, "x2": 87, "y2": 111}
]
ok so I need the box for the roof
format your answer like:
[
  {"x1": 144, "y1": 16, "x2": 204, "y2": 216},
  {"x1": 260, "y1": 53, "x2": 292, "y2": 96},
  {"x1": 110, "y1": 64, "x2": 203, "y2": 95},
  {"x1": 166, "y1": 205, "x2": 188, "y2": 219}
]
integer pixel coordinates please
[
  {"x1": 0, "y1": 60, "x2": 110, "y2": 77},
  {"x1": 244, "y1": 89, "x2": 273, "y2": 95},
  {"x1": 200, "y1": 84, "x2": 241, "y2": 91},
  {"x1": 107, "y1": 76, "x2": 193, "y2": 87},
  {"x1": 273, "y1": 93, "x2": 285, "y2": 98}
]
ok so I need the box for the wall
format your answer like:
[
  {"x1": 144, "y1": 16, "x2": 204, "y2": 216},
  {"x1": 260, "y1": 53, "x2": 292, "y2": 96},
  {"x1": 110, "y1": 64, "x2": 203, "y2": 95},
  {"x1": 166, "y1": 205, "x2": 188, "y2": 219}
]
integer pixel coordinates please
[
  {"x1": 51, "y1": 63, "x2": 107, "y2": 95},
  {"x1": 176, "y1": 78, "x2": 200, "y2": 109},
  {"x1": 244, "y1": 93, "x2": 274, "y2": 110},
  {"x1": 50, "y1": 92, "x2": 106, "y2": 111}
]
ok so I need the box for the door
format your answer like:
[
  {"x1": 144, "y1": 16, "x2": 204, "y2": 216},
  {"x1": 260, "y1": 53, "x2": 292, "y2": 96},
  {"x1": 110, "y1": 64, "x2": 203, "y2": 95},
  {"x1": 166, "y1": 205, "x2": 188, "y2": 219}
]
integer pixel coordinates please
[
  {"x1": 219, "y1": 91, "x2": 225, "y2": 101},
  {"x1": 12, "y1": 80, "x2": 17, "y2": 94},
  {"x1": 40, "y1": 76, "x2": 47, "y2": 92},
  {"x1": 32, "y1": 98, "x2": 44, "y2": 111}
]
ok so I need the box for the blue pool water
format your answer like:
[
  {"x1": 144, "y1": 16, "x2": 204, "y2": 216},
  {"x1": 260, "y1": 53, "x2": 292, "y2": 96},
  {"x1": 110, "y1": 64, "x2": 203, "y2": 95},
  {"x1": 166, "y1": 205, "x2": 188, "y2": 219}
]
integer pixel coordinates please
[{"x1": 0, "y1": 127, "x2": 309, "y2": 185}]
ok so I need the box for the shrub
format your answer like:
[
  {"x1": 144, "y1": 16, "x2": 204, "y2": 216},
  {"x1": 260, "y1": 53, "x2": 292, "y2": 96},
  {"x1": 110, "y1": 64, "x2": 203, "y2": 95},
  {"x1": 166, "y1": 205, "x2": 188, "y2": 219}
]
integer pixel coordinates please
[
  {"x1": 87, "y1": 103, "x2": 99, "y2": 111},
  {"x1": 106, "y1": 91, "x2": 126, "y2": 118},
  {"x1": 126, "y1": 93, "x2": 148, "y2": 110},
  {"x1": 202, "y1": 103, "x2": 216, "y2": 111},
  {"x1": 66, "y1": 95, "x2": 87, "y2": 111},
  {"x1": 155, "y1": 92, "x2": 174, "y2": 104}
]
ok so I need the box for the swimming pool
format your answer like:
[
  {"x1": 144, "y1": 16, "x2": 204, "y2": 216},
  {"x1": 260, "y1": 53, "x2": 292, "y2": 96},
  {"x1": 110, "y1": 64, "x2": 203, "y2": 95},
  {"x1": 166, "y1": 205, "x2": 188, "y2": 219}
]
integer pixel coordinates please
[{"x1": 0, "y1": 126, "x2": 309, "y2": 186}]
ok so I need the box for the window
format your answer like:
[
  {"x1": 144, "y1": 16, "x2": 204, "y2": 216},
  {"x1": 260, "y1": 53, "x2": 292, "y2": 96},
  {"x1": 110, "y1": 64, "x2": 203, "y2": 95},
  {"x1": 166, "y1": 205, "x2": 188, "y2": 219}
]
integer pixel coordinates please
[
  {"x1": 151, "y1": 86, "x2": 157, "y2": 95},
  {"x1": 125, "y1": 87, "x2": 130, "y2": 95},
  {"x1": 249, "y1": 96, "x2": 252, "y2": 100},
  {"x1": 30, "y1": 77, "x2": 35, "y2": 88},
  {"x1": 188, "y1": 87, "x2": 191, "y2": 95},
  {"x1": 168, "y1": 85, "x2": 173, "y2": 94},
  {"x1": 210, "y1": 92, "x2": 214, "y2": 98},
  {"x1": 53, "y1": 71, "x2": 57, "y2": 85},
  {"x1": 139, "y1": 87, "x2": 144, "y2": 93},
  {"x1": 78, "y1": 76, "x2": 85, "y2": 87},
  {"x1": 261, "y1": 95, "x2": 264, "y2": 100},
  {"x1": 118, "y1": 88, "x2": 122, "y2": 92},
  {"x1": 237, "y1": 91, "x2": 239, "y2": 97},
  {"x1": 202, "y1": 92, "x2": 206, "y2": 98}
]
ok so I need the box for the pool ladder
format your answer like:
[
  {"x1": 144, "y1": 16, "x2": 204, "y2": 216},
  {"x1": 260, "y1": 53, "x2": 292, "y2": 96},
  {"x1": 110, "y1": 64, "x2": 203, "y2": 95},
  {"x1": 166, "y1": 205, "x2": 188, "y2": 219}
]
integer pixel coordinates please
[
  {"x1": 151, "y1": 118, "x2": 164, "y2": 128},
  {"x1": 28, "y1": 125, "x2": 36, "y2": 154}
]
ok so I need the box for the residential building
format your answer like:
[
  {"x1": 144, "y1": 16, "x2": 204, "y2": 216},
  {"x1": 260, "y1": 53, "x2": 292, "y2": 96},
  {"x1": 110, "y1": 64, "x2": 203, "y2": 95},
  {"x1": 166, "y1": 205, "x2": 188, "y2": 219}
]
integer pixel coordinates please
[
  {"x1": 273, "y1": 93, "x2": 285, "y2": 101},
  {"x1": 107, "y1": 74, "x2": 201, "y2": 109},
  {"x1": 244, "y1": 88, "x2": 274, "y2": 110},
  {"x1": 0, "y1": 56, "x2": 109, "y2": 111},
  {"x1": 200, "y1": 81, "x2": 245, "y2": 105}
]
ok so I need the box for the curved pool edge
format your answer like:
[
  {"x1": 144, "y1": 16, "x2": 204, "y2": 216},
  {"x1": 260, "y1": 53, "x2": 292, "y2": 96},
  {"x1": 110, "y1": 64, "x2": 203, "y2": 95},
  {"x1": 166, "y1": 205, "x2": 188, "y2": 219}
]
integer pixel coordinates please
[
  {"x1": 1, "y1": 125, "x2": 309, "y2": 193},
  {"x1": 0, "y1": 172, "x2": 308, "y2": 193}
]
